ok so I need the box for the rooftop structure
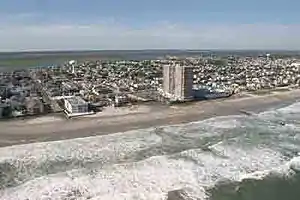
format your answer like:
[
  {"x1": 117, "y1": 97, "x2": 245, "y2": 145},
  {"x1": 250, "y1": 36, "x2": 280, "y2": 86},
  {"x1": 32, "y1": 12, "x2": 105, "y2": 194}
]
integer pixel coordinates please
[{"x1": 67, "y1": 96, "x2": 86, "y2": 105}]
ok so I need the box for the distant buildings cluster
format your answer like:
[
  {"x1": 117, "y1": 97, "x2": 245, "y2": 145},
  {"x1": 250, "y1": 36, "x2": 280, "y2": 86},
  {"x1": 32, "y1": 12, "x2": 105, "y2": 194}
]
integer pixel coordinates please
[
  {"x1": 0, "y1": 70, "x2": 51, "y2": 119},
  {"x1": 1, "y1": 53, "x2": 300, "y2": 119}
]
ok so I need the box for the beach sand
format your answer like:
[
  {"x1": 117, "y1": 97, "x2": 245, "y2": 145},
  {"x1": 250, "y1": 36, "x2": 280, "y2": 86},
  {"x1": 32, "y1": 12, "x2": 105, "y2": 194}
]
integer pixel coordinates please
[
  {"x1": 0, "y1": 89, "x2": 299, "y2": 147},
  {"x1": 25, "y1": 116, "x2": 64, "y2": 125}
]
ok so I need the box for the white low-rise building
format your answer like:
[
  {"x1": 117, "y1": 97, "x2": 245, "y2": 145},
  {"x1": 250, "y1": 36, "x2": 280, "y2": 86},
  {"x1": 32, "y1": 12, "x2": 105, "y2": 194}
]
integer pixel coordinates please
[
  {"x1": 291, "y1": 62, "x2": 300, "y2": 67},
  {"x1": 64, "y1": 96, "x2": 88, "y2": 114}
]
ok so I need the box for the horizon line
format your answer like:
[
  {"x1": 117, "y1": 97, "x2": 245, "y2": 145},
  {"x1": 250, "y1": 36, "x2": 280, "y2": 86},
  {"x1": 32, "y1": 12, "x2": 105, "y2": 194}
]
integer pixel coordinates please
[{"x1": 1, "y1": 48, "x2": 300, "y2": 54}]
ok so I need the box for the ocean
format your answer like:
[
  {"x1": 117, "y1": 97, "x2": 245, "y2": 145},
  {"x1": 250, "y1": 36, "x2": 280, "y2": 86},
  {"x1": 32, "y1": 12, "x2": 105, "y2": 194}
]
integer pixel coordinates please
[
  {"x1": 1, "y1": 102, "x2": 300, "y2": 200},
  {"x1": 1, "y1": 49, "x2": 300, "y2": 70}
]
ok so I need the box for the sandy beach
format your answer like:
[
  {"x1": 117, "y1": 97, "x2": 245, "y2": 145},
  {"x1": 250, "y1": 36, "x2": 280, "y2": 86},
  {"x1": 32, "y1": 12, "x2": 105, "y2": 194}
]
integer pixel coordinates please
[{"x1": 0, "y1": 89, "x2": 300, "y2": 147}]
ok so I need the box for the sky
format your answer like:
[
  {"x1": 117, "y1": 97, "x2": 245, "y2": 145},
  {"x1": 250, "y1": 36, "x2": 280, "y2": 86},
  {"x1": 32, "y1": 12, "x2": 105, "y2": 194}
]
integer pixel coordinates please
[{"x1": 0, "y1": 0, "x2": 300, "y2": 51}]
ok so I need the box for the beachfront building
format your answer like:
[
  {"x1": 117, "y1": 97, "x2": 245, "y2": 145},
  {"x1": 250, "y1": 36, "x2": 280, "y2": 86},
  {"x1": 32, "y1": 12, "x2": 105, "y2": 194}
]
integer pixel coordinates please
[
  {"x1": 163, "y1": 64, "x2": 175, "y2": 95},
  {"x1": 64, "y1": 96, "x2": 89, "y2": 114},
  {"x1": 25, "y1": 97, "x2": 45, "y2": 115},
  {"x1": 163, "y1": 64, "x2": 194, "y2": 101},
  {"x1": 174, "y1": 65, "x2": 194, "y2": 100},
  {"x1": 0, "y1": 103, "x2": 10, "y2": 118}
]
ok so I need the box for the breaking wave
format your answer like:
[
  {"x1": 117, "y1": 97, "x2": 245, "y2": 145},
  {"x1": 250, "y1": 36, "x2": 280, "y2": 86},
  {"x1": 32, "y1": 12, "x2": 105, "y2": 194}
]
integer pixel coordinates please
[{"x1": 1, "y1": 102, "x2": 300, "y2": 200}]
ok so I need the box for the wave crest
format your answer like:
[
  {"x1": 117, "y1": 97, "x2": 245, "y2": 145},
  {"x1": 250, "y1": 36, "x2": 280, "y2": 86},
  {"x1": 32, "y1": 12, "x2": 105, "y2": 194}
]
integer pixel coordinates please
[{"x1": 1, "y1": 101, "x2": 300, "y2": 199}]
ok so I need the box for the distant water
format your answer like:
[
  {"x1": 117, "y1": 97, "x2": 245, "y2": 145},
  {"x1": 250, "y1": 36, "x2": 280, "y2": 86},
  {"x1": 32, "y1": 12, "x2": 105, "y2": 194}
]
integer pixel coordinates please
[
  {"x1": 1, "y1": 49, "x2": 300, "y2": 69},
  {"x1": 1, "y1": 102, "x2": 300, "y2": 199},
  {"x1": 0, "y1": 50, "x2": 197, "y2": 69}
]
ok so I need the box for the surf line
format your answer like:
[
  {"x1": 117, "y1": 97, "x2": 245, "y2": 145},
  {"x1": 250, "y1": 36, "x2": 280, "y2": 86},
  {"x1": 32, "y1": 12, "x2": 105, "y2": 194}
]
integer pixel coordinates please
[{"x1": 239, "y1": 109, "x2": 286, "y2": 126}]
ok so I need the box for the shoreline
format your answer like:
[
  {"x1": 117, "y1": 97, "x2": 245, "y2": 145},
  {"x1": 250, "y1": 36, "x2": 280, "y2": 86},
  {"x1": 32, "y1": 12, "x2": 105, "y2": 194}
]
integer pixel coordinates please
[{"x1": 0, "y1": 89, "x2": 300, "y2": 147}]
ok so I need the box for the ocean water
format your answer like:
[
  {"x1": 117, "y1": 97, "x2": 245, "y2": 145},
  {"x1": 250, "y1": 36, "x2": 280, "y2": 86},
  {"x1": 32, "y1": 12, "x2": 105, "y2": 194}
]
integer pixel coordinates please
[{"x1": 1, "y1": 102, "x2": 300, "y2": 199}]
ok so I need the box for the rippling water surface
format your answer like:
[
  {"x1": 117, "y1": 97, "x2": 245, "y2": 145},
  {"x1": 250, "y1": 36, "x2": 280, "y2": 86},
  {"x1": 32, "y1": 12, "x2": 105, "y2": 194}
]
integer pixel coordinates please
[{"x1": 1, "y1": 102, "x2": 300, "y2": 200}]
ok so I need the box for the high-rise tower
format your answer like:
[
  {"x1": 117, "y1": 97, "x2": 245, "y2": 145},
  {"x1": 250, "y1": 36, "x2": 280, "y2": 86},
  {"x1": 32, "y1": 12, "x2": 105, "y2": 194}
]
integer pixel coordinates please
[{"x1": 163, "y1": 64, "x2": 194, "y2": 101}]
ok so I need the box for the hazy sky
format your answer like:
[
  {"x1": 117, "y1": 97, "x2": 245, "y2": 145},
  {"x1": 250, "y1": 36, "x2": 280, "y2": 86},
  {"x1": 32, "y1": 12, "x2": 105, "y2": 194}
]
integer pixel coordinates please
[{"x1": 0, "y1": 0, "x2": 300, "y2": 51}]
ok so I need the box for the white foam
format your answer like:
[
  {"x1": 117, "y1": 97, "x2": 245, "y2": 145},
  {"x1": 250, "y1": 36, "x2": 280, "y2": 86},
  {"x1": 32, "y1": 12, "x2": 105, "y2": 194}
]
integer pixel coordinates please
[
  {"x1": 0, "y1": 141, "x2": 293, "y2": 200},
  {"x1": 287, "y1": 156, "x2": 300, "y2": 171},
  {"x1": 1, "y1": 103, "x2": 300, "y2": 200},
  {"x1": 1, "y1": 156, "x2": 206, "y2": 200},
  {"x1": 0, "y1": 129, "x2": 162, "y2": 163},
  {"x1": 162, "y1": 115, "x2": 243, "y2": 139},
  {"x1": 277, "y1": 102, "x2": 300, "y2": 114},
  {"x1": 180, "y1": 143, "x2": 287, "y2": 183},
  {"x1": 201, "y1": 116, "x2": 242, "y2": 129},
  {"x1": 258, "y1": 102, "x2": 300, "y2": 119}
]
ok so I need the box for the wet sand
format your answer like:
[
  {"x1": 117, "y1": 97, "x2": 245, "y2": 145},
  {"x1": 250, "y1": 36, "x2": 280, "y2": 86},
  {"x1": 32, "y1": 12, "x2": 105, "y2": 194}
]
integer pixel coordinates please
[{"x1": 0, "y1": 90, "x2": 300, "y2": 147}]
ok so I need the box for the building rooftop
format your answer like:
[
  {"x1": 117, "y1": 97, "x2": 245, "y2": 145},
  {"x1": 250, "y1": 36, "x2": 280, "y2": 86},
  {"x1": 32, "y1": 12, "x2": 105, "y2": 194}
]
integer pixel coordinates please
[{"x1": 67, "y1": 96, "x2": 87, "y2": 106}]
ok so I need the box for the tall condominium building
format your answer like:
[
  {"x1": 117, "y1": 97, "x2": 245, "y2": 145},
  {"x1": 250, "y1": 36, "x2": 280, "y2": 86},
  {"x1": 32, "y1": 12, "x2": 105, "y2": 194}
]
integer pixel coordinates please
[
  {"x1": 163, "y1": 64, "x2": 175, "y2": 95},
  {"x1": 163, "y1": 64, "x2": 194, "y2": 101}
]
